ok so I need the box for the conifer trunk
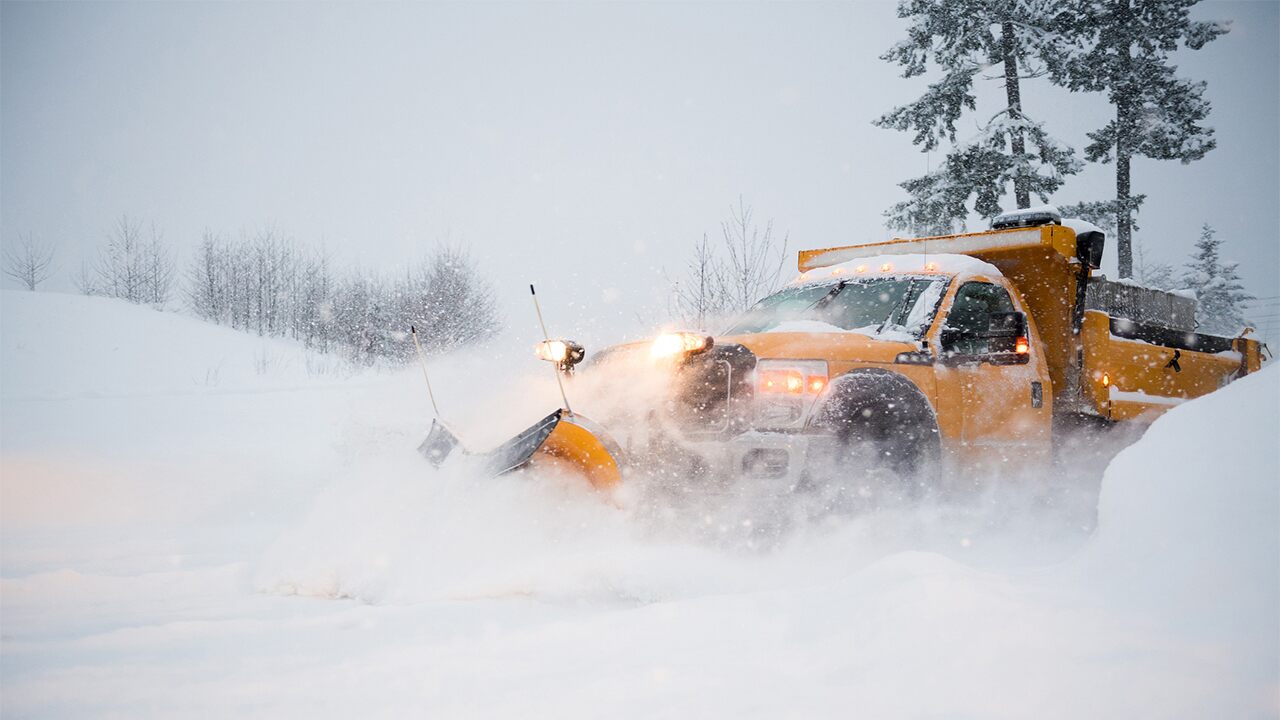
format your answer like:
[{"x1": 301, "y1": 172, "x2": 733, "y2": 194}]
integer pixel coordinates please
[
  {"x1": 1001, "y1": 20, "x2": 1030, "y2": 209},
  {"x1": 1114, "y1": 0, "x2": 1135, "y2": 278}
]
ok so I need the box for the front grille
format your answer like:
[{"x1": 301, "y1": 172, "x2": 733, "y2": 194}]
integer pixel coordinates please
[
  {"x1": 667, "y1": 342, "x2": 756, "y2": 437},
  {"x1": 742, "y1": 448, "x2": 789, "y2": 479}
]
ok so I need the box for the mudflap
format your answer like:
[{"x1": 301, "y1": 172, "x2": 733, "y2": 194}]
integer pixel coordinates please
[{"x1": 420, "y1": 409, "x2": 624, "y2": 490}]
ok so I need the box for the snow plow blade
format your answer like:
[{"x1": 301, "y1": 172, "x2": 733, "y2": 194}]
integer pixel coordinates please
[{"x1": 420, "y1": 409, "x2": 623, "y2": 490}]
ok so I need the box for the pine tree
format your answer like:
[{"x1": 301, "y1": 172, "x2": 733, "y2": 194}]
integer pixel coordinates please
[
  {"x1": 1049, "y1": 0, "x2": 1227, "y2": 278},
  {"x1": 1182, "y1": 224, "x2": 1252, "y2": 335},
  {"x1": 876, "y1": 0, "x2": 1081, "y2": 234}
]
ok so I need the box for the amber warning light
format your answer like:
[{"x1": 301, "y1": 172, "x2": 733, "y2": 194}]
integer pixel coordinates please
[{"x1": 758, "y1": 368, "x2": 827, "y2": 395}]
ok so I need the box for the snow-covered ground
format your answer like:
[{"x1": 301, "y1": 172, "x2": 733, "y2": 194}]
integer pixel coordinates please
[{"x1": 2, "y1": 290, "x2": 1277, "y2": 718}]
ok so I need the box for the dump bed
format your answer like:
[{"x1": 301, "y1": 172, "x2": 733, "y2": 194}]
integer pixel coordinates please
[
  {"x1": 799, "y1": 223, "x2": 1264, "y2": 421},
  {"x1": 1080, "y1": 310, "x2": 1262, "y2": 420}
]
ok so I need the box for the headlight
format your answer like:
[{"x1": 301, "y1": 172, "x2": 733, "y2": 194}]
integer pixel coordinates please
[
  {"x1": 753, "y1": 359, "x2": 828, "y2": 430},
  {"x1": 534, "y1": 339, "x2": 585, "y2": 368},
  {"x1": 650, "y1": 332, "x2": 713, "y2": 360}
]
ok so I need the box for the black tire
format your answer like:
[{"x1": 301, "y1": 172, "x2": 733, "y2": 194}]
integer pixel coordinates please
[{"x1": 810, "y1": 369, "x2": 941, "y2": 481}]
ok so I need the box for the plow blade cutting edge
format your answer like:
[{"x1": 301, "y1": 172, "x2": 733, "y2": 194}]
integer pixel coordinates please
[{"x1": 419, "y1": 409, "x2": 623, "y2": 490}]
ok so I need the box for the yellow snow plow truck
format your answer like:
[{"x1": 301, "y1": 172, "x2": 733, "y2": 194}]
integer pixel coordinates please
[{"x1": 422, "y1": 207, "x2": 1266, "y2": 492}]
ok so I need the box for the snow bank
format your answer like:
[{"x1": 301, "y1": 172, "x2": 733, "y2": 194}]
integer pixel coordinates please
[
  {"x1": 0, "y1": 290, "x2": 350, "y2": 400},
  {"x1": 1080, "y1": 367, "x2": 1279, "y2": 642}
]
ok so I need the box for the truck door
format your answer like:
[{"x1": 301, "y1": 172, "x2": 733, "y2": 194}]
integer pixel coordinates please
[{"x1": 939, "y1": 281, "x2": 1052, "y2": 467}]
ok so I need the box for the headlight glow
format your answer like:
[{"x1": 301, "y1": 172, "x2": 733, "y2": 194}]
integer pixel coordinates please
[
  {"x1": 650, "y1": 332, "x2": 712, "y2": 359},
  {"x1": 534, "y1": 339, "x2": 585, "y2": 368},
  {"x1": 535, "y1": 340, "x2": 569, "y2": 363}
]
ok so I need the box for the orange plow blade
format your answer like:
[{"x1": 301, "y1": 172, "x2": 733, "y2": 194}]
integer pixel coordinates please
[{"x1": 420, "y1": 409, "x2": 623, "y2": 490}]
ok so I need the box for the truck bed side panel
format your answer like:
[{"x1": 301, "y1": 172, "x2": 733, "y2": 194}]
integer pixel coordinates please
[{"x1": 1080, "y1": 310, "x2": 1244, "y2": 421}]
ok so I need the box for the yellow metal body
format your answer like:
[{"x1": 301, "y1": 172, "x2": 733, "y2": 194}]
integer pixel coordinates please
[{"x1": 1079, "y1": 310, "x2": 1249, "y2": 421}]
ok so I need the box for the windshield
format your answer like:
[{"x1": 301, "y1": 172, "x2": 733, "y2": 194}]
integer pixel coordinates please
[{"x1": 723, "y1": 276, "x2": 947, "y2": 338}]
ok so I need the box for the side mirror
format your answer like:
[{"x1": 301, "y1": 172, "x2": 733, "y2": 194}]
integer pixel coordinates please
[
  {"x1": 984, "y1": 311, "x2": 1031, "y2": 364},
  {"x1": 985, "y1": 311, "x2": 1027, "y2": 340},
  {"x1": 939, "y1": 325, "x2": 970, "y2": 349},
  {"x1": 1076, "y1": 230, "x2": 1105, "y2": 270},
  {"x1": 940, "y1": 311, "x2": 1030, "y2": 365}
]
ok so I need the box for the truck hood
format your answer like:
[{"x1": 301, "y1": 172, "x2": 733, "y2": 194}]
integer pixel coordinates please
[{"x1": 717, "y1": 331, "x2": 918, "y2": 365}]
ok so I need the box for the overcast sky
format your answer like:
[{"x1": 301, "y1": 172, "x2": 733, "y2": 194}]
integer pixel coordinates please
[{"x1": 2, "y1": 1, "x2": 1277, "y2": 341}]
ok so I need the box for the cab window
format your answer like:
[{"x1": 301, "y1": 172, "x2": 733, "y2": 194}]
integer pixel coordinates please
[{"x1": 942, "y1": 281, "x2": 1015, "y2": 355}]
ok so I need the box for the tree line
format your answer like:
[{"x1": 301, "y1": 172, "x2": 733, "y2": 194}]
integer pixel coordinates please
[{"x1": 3, "y1": 216, "x2": 500, "y2": 365}]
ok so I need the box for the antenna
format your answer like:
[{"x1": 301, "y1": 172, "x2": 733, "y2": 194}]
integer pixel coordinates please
[
  {"x1": 409, "y1": 325, "x2": 442, "y2": 419},
  {"x1": 530, "y1": 284, "x2": 573, "y2": 417}
]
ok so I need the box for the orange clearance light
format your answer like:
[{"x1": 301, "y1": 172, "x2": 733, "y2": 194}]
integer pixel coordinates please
[
  {"x1": 855, "y1": 264, "x2": 867, "y2": 273},
  {"x1": 1015, "y1": 336, "x2": 1030, "y2": 355},
  {"x1": 924, "y1": 262, "x2": 938, "y2": 272},
  {"x1": 1101, "y1": 372, "x2": 1111, "y2": 387},
  {"x1": 880, "y1": 262, "x2": 893, "y2": 272},
  {"x1": 807, "y1": 376, "x2": 827, "y2": 393},
  {"x1": 832, "y1": 268, "x2": 844, "y2": 276}
]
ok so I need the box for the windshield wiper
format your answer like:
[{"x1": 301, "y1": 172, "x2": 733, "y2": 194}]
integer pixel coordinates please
[
  {"x1": 875, "y1": 280, "x2": 924, "y2": 335},
  {"x1": 809, "y1": 280, "x2": 848, "y2": 311}
]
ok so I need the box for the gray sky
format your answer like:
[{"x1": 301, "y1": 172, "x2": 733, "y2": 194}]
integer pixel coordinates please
[{"x1": 2, "y1": 0, "x2": 1277, "y2": 341}]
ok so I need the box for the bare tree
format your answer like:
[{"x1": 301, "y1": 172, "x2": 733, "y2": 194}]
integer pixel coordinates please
[
  {"x1": 2, "y1": 233, "x2": 55, "y2": 290},
  {"x1": 98, "y1": 215, "x2": 144, "y2": 301},
  {"x1": 88, "y1": 216, "x2": 174, "y2": 304},
  {"x1": 186, "y1": 231, "x2": 228, "y2": 321},
  {"x1": 669, "y1": 197, "x2": 791, "y2": 327},
  {"x1": 669, "y1": 232, "x2": 727, "y2": 329},
  {"x1": 142, "y1": 223, "x2": 175, "y2": 304},
  {"x1": 719, "y1": 197, "x2": 789, "y2": 312},
  {"x1": 72, "y1": 260, "x2": 97, "y2": 295},
  {"x1": 402, "y1": 244, "x2": 501, "y2": 355}
]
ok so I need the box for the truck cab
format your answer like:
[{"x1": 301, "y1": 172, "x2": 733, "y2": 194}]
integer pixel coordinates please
[{"x1": 713, "y1": 252, "x2": 1054, "y2": 477}]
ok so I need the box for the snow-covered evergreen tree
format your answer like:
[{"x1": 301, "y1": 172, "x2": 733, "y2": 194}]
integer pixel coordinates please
[
  {"x1": 1048, "y1": 0, "x2": 1228, "y2": 278},
  {"x1": 876, "y1": 0, "x2": 1081, "y2": 234},
  {"x1": 1182, "y1": 224, "x2": 1252, "y2": 335}
]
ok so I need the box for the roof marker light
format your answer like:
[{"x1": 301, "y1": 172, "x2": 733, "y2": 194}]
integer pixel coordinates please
[{"x1": 880, "y1": 262, "x2": 893, "y2": 272}]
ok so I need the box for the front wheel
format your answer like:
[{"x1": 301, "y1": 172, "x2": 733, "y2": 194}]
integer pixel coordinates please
[{"x1": 809, "y1": 370, "x2": 941, "y2": 500}]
